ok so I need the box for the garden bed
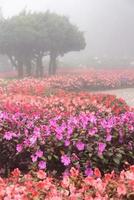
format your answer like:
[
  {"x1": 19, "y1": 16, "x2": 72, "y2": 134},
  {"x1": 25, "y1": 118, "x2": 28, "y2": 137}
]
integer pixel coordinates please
[{"x1": 0, "y1": 74, "x2": 133, "y2": 199}]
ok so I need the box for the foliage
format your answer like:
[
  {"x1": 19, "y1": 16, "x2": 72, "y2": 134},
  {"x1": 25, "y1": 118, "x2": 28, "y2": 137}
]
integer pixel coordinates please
[
  {"x1": 0, "y1": 11, "x2": 86, "y2": 77},
  {"x1": 0, "y1": 96, "x2": 133, "y2": 176}
]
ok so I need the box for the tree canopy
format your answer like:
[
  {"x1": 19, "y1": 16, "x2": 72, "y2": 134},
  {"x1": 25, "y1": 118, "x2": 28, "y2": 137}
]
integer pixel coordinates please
[{"x1": 0, "y1": 11, "x2": 86, "y2": 77}]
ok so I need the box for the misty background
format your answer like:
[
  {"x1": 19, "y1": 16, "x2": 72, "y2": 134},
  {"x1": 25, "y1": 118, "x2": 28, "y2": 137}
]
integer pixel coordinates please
[{"x1": 0, "y1": 0, "x2": 134, "y2": 70}]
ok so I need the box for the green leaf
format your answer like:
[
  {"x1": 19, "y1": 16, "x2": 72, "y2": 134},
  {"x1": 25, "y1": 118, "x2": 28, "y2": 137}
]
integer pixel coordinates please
[{"x1": 48, "y1": 155, "x2": 52, "y2": 160}]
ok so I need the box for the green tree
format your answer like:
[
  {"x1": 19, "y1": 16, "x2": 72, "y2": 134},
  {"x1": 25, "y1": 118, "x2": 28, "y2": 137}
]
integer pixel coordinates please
[
  {"x1": 0, "y1": 11, "x2": 86, "y2": 77},
  {"x1": 44, "y1": 12, "x2": 86, "y2": 75},
  {"x1": 0, "y1": 11, "x2": 36, "y2": 77}
]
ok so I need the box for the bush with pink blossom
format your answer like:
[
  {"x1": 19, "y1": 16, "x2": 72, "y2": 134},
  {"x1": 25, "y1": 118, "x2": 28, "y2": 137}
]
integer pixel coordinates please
[{"x1": 0, "y1": 110, "x2": 133, "y2": 177}]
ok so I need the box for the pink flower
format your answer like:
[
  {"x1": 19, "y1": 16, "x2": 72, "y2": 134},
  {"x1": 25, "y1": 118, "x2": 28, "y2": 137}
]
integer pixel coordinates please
[
  {"x1": 64, "y1": 140, "x2": 70, "y2": 146},
  {"x1": 38, "y1": 161, "x2": 46, "y2": 170},
  {"x1": 61, "y1": 176, "x2": 70, "y2": 188},
  {"x1": 106, "y1": 134, "x2": 112, "y2": 142},
  {"x1": 4, "y1": 131, "x2": 14, "y2": 140},
  {"x1": 31, "y1": 155, "x2": 38, "y2": 162},
  {"x1": 88, "y1": 127, "x2": 98, "y2": 136},
  {"x1": 16, "y1": 144, "x2": 23, "y2": 153},
  {"x1": 29, "y1": 135, "x2": 37, "y2": 145},
  {"x1": 35, "y1": 150, "x2": 43, "y2": 158},
  {"x1": 61, "y1": 155, "x2": 71, "y2": 166},
  {"x1": 70, "y1": 167, "x2": 79, "y2": 177},
  {"x1": 85, "y1": 168, "x2": 93, "y2": 176},
  {"x1": 56, "y1": 133, "x2": 63, "y2": 140},
  {"x1": 33, "y1": 127, "x2": 41, "y2": 137},
  {"x1": 37, "y1": 170, "x2": 46, "y2": 179},
  {"x1": 98, "y1": 142, "x2": 106, "y2": 156},
  {"x1": 117, "y1": 184, "x2": 127, "y2": 196},
  {"x1": 76, "y1": 141, "x2": 85, "y2": 151}
]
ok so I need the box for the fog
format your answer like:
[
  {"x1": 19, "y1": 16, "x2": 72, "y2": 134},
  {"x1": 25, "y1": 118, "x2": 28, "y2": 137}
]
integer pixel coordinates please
[{"x1": 0, "y1": 0, "x2": 134, "y2": 67}]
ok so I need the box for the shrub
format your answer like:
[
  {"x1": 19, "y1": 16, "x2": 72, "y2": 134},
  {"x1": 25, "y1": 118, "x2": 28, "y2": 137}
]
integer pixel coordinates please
[{"x1": 0, "y1": 111, "x2": 133, "y2": 177}]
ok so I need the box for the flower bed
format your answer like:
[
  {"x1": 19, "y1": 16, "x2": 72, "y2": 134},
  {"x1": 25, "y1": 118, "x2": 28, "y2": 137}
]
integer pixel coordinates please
[
  {"x1": 0, "y1": 76, "x2": 133, "y2": 198},
  {"x1": 0, "y1": 91, "x2": 130, "y2": 116},
  {"x1": 0, "y1": 110, "x2": 133, "y2": 177},
  {"x1": 1, "y1": 69, "x2": 134, "y2": 95},
  {"x1": 0, "y1": 166, "x2": 134, "y2": 199}
]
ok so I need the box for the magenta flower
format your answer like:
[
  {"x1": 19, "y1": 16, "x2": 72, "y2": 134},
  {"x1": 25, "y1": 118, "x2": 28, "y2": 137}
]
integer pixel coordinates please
[
  {"x1": 61, "y1": 155, "x2": 71, "y2": 166},
  {"x1": 35, "y1": 150, "x2": 43, "y2": 158},
  {"x1": 29, "y1": 135, "x2": 37, "y2": 145},
  {"x1": 85, "y1": 168, "x2": 93, "y2": 176},
  {"x1": 55, "y1": 127, "x2": 63, "y2": 140},
  {"x1": 89, "y1": 115, "x2": 97, "y2": 124},
  {"x1": 38, "y1": 161, "x2": 46, "y2": 170},
  {"x1": 31, "y1": 155, "x2": 38, "y2": 162},
  {"x1": 106, "y1": 134, "x2": 112, "y2": 142},
  {"x1": 24, "y1": 139, "x2": 30, "y2": 147},
  {"x1": 4, "y1": 131, "x2": 14, "y2": 140},
  {"x1": 16, "y1": 144, "x2": 23, "y2": 153},
  {"x1": 50, "y1": 120, "x2": 57, "y2": 127},
  {"x1": 33, "y1": 127, "x2": 41, "y2": 137},
  {"x1": 98, "y1": 142, "x2": 106, "y2": 156},
  {"x1": 76, "y1": 141, "x2": 85, "y2": 151},
  {"x1": 56, "y1": 133, "x2": 63, "y2": 140},
  {"x1": 64, "y1": 140, "x2": 70, "y2": 146},
  {"x1": 67, "y1": 127, "x2": 73, "y2": 135},
  {"x1": 88, "y1": 127, "x2": 98, "y2": 136},
  {"x1": 45, "y1": 127, "x2": 51, "y2": 136}
]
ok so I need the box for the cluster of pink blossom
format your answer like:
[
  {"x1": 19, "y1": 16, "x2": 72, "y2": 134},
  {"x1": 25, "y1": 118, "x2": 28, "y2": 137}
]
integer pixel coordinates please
[
  {"x1": 0, "y1": 109, "x2": 133, "y2": 176},
  {"x1": 0, "y1": 91, "x2": 130, "y2": 116},
  {"x1": 1, "y1": 69, "x2": 134, "y2": 95},
  {"x1": 0, "y1": 166, "x2": 134, "y2": 199}
]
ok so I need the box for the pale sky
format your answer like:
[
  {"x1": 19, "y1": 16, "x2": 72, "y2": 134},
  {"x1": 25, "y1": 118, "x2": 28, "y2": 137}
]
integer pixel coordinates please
[{"x1": 0, "y1": 0, "x2": 134, "y2": 60}]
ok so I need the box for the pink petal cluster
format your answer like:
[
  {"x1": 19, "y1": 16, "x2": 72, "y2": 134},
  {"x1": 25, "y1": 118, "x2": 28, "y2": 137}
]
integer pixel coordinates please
[{"x1": 0, "y1": 166, "x2": 133, "y2": 199}]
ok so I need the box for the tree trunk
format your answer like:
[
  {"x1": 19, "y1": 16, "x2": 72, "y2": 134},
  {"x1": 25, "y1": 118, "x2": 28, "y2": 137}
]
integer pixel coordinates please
[
  {"x1": 36, "y1": 55, "x2": 43, "y2": 78},
  {"x1": 8, "y1": 55, "x2": 17, "y2": 69},
  {"x1": 17, "y1": 60, "x2": 23, "y2": 78},
  {"x1": 49, "y1": 52, "x2": 57, "y2": 76},
  {"x1": 49, "y1": 57, "x2": 52, "y2": 76},
  {"x1": 35, "y1": 64, "x2": 39, "y2": 78},
  {"x1": 8, "y1": 55, "x2": 23, "y2": 78},
  {"x1": 26, "y1": 60, "x2": 32, "y2": 77}
]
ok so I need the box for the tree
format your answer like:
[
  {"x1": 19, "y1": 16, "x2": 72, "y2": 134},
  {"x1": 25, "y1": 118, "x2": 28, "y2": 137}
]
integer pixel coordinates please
[
  {"x1": 0, "y1": 11, "x2": 50, "y2": 78},
  {"x1": 44, "y1": 12, "x2": 86, "y2": 75},
  {"x1": 0, "y1": 11, "x2": 37, "y2": 78},
  {"x1": 0, "y1": 11, "x2": 86, "y2": 77}
]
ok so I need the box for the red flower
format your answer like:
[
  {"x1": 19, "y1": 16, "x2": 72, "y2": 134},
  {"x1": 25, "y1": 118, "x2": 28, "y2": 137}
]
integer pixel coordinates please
[
  {"x1": 11, "y1": 168, "x2": 21, "y2": 178},
  {"x1": 94, "y1": 168, "x2": 101, "y2": 178},
  {"x1": 130, "y1": 165, "x2": 134, "y2": 173}
]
